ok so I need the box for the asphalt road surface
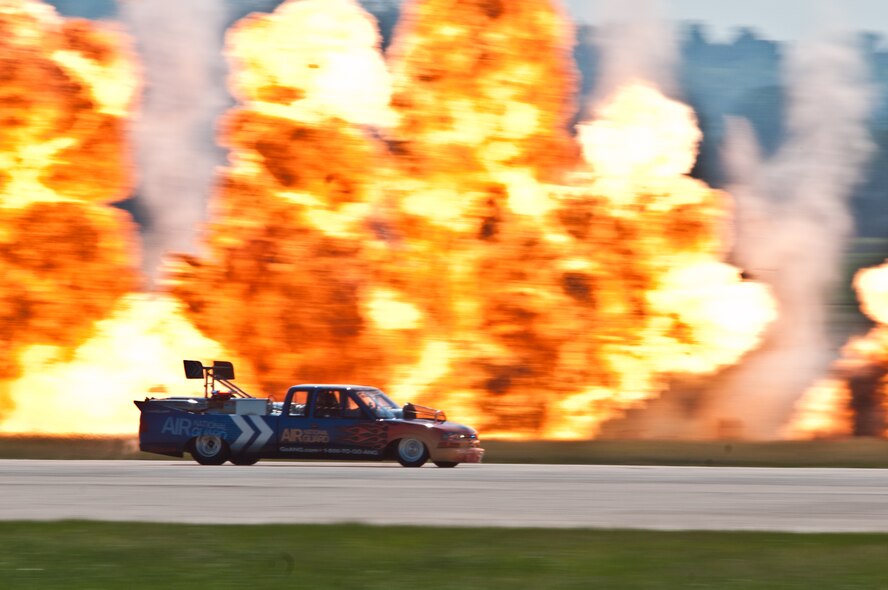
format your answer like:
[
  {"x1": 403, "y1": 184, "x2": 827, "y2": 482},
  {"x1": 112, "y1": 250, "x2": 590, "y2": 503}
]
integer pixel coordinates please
[{"x1": 2, "y1": 460, "x2": 887, "y2": 532}]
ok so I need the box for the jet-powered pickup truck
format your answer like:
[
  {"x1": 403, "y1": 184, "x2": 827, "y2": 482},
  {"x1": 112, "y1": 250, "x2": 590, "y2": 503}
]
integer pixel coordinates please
[{"x1": 135, "y1": 360, "x2": 484, "y2": 467}]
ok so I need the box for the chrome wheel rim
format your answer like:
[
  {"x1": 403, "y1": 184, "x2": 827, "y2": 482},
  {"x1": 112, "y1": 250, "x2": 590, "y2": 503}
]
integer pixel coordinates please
[
  {"x1": 399, "y1": 438, "x2": 424, "y2": 462},
  {"x1": 195, "y1": 435, "x2": 222, "y2": 457}
]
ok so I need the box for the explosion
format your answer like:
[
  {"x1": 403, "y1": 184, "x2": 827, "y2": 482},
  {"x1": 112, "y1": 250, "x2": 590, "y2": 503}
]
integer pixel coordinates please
[
  {"x1": 169, "y1": 0, "x2": 775, "y2": 439},
  {"x1": 0, "y1": 0, "x2": 139, "y2": 420},
  {"x1": 787, "y1": 260, "x2": 888, "y2": 439},
  {"x1": 0, "y1": 0, "x2": 232, "y2": 435},
  {"x1": 166, "y1": 0, "x2": 396, "y2": 394},
  {"x1": 0, "y1": 0, "x2": 781, "y2": 439},
  {"x1": 1, "y1": 294, "x2": 231, "y2": 434}
]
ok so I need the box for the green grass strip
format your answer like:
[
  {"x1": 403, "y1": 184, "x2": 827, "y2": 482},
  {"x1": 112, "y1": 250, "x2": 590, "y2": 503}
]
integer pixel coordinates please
[{"x1": 2, "y1": 522, "x2": 888, "y2": 589}]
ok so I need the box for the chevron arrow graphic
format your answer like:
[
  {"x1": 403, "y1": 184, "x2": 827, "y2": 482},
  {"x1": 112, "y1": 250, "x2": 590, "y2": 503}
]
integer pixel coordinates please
[
  {"x1": 230, "y1": 415, "x2": 255, "y2": 453},
  {"x1": 248, "y1": 416, "x2": 274, "y2": 453}
]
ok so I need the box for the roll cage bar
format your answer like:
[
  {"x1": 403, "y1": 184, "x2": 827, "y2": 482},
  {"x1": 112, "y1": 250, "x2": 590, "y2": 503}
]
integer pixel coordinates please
[{"x1": 183, "y1": 360, "x2": 253, "y2": 399}]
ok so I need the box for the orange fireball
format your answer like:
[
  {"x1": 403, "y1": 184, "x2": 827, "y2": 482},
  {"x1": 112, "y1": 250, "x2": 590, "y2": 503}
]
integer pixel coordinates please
[
  {"x1": 0, "y1": 0, "x2": 141, "y2": 425},
  {"x1": 0, "y1": 0, "x2": 779, "y2": 439},
  {"x1": 168, "y1": 0, "x2": 775, "y2": 440},
  {"x1": 787, "y1": 260, "x2": 888, "y2": 439},
  {"x1": 0, "y1": 1, "x2": 237, "y2": 435}
]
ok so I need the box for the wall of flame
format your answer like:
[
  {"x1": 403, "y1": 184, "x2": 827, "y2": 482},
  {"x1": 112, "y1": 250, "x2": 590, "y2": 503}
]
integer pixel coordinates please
[
  {"x1": 0, "y1": 0, "x2": 787, "y2": 439},
  {"x1": 0, "y1": 0, "x2": 139, "y2": 428},
  {"x1": 167, "y1": 0, "x2": 775, "y2": 440},
  {"x1": 787, "y1": 260, "x2": 888, "y2": 438}
]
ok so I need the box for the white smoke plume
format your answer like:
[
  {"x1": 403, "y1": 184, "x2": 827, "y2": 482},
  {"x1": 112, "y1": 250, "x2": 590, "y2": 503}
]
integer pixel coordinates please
[
  {"x1": 120, "y1": 0, "x2": 231, "y2": 283},
  {"x1": 707, "y1": 30, "x2": 875, "y2": 438},
  {"x1": 592, "y1": 0, "x2": 678, "y2": 101}
]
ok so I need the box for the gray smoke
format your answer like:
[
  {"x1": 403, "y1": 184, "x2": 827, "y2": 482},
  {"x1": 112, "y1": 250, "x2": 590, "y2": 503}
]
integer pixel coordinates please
[
  {"x1": 120, "y1": 0, "x2": 231, "y2": 283},
  {"x1": 705, "y1": 30, "x2": 875, "y2": 438}
]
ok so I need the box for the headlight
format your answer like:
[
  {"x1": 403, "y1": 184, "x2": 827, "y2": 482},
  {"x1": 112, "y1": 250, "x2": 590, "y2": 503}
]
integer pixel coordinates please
[
  {"x1": 441, "y1": 432, "x2": 474, "y2": 441},
  {"x1": 438, "y1": 431, "x2": 478, "y2": 448}
]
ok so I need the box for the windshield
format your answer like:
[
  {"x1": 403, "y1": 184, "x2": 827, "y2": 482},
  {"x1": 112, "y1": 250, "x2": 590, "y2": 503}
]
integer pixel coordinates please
[{"x1": 355, "y1": 389, "x2": 401, "y2": 419}]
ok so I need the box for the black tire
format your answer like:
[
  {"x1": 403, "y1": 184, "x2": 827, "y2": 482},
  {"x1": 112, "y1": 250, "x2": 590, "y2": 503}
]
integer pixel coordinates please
[
  {"x1": 190, "y1": 435, "x2": 229, "y2": 465},
  {"x1": 396, "y1": 438, "x2": 429, "y2": 467},
  {"x1": 434, "y1": 461, "x2": 459, "y2": 468},
  {"x1": 230, "y1": 455, "x2": 260, "y2": 466}
]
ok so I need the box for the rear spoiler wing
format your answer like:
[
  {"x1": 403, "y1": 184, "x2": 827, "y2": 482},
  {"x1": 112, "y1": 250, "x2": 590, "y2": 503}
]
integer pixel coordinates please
[{"x1": 183, "y1": 360, "x2": 252, "y2": 398}]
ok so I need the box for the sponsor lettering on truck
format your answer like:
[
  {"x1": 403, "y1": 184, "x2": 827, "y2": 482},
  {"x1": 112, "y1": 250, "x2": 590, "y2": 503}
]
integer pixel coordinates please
[{"x1": 135, "y1": 360, "x2": 484, "y2": 468}]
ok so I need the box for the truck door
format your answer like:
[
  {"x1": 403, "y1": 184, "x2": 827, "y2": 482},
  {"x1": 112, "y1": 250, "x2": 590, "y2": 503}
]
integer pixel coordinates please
[
  {"x1": 313, "y1": 389, "x2": 387, "y2": 459},
  {"x1": 276, "y1": 388, "x2": 328, "y2": 458},
  {"x1": 277, "y1": 388, "x2": 386, "y2": 459}
]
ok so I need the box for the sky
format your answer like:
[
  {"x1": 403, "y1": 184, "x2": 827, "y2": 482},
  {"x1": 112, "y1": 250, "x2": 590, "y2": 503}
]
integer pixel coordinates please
[{"x1": 565, "y1": 0, "x2": 888, "y2": 42}]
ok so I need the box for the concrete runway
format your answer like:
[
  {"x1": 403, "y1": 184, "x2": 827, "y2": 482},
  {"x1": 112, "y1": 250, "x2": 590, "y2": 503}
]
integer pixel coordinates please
[{"x1": 2, "y1": 460, "x2": 888, "y2": 532}]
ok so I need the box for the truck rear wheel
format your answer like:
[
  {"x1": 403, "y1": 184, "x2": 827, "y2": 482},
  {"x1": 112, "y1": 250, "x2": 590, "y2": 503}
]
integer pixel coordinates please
[
  {"x1": 396, "y1": 438, "x2": 428, "y2": 467},
  {"x1": 190, "y1": 435, "x2": 229, "y2": 465}
]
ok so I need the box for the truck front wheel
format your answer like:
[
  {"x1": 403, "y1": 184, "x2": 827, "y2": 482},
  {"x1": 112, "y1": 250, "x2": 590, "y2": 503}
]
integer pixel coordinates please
[
  {"x1": 190, "y1": 435, "x2": 230, "y2": 465},
  {"x1": 230, "y1": 455, "x2": 260, "y2": 466},
  {"x1": 396, "y1": 438, "x2": 428, "y2": 467}
]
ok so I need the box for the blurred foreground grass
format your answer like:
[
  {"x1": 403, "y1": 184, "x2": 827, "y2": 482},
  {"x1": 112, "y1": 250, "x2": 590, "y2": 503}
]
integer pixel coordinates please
[
  {"x1": 2, "y1": 435, "x2": 888, "y2": 467},
  {"x1": 3, "y1": 522, "x2": 888, "y2": 590}
]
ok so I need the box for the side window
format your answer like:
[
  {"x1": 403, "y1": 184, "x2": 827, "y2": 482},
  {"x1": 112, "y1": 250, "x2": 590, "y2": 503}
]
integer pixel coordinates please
[
  {"x1": 314, "y1": 389, "x2": 341, "y2": 419},
  {"x1": 343, "y1": 393, "x2": 363, "y2": 419},
  {"x1": 288, "y1": 390, "x2": 309, "y2": 417}
]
